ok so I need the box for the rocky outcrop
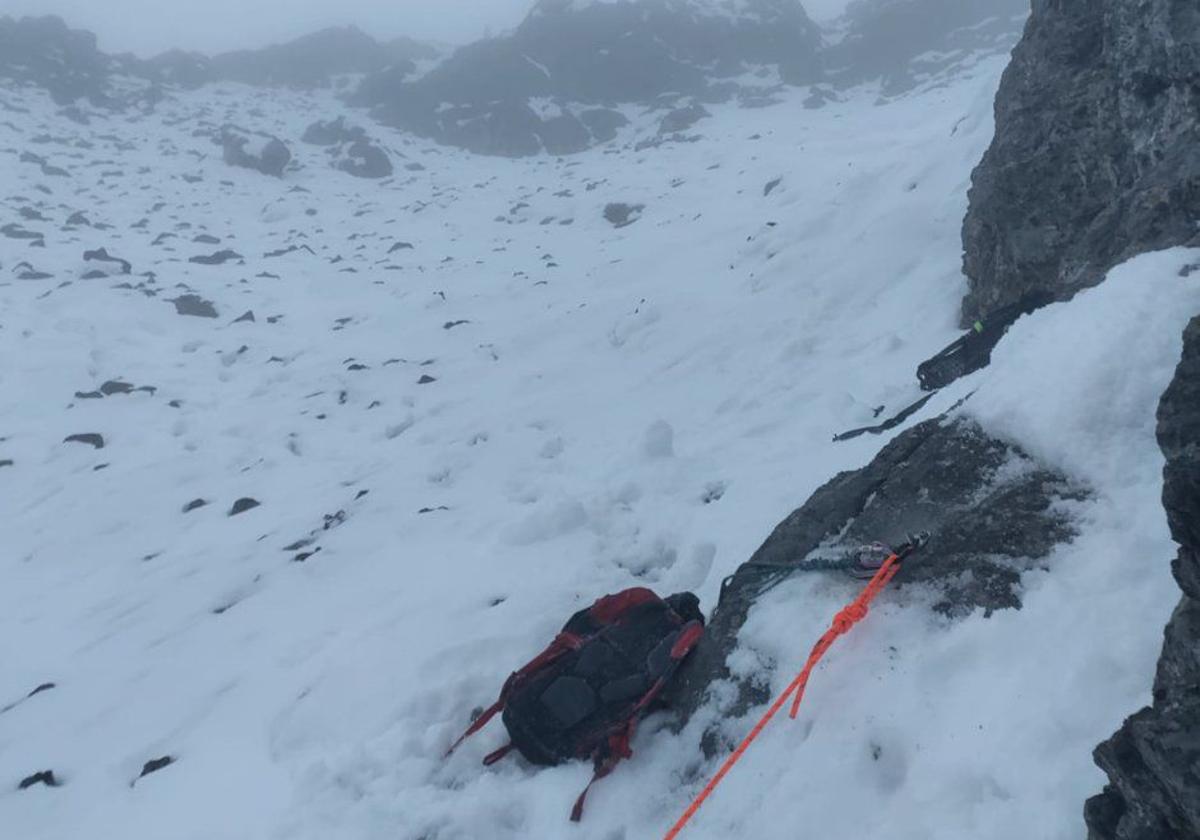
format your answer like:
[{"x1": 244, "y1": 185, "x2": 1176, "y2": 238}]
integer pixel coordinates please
[
  {"x1": 207, "y1": 26, "x2": 435, "y2": 89},
  {"x1": 672, "y1": 415, "x2": 1087, "y2": 725},
  {"x1": 135, "y1": 50, "x2": 213, "y2": 89},
  {"x1": 356, "y1": 0, "x2": 821, "y2": 156},
  {"x1": 0, "y1": 17, "x2": 440, "y2": 101},
  {"x1": 1086, "y1": 317, "x2": 1200, "y2": 840},
  {"x1": 221, "y1": 127, "x2": 291, "y2": 177},
  {"x1": 301, "y1": 118, "x2": 393, "y2": 178},
  {"x1": 301, "y1": 117, "x2": 363, "y2": 146},
  {"x1": 0, "y1": 16, "x2": 114, "y2": 105},
  {"x1": 825, "y1": 0, "x2": 1029, "y2": 96},
  {"x1": 961, "y1": 0, "x2": 1200, "y2": 325},
  {"x1": 331, "y1": 140, "x2": 393, "y2": 179}
]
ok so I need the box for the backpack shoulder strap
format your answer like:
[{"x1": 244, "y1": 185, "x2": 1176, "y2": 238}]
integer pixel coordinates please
[
  {"x1": 569, "y1": 618, "x2": 704, "y2": 822},
  {"x1": 444, "y1": 629, "x2": 585, "y2": 757}
]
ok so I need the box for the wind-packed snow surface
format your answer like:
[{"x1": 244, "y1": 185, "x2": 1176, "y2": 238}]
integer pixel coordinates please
[{"x1": 2, "y1": 56, "x2": 1196, "y2": 840}]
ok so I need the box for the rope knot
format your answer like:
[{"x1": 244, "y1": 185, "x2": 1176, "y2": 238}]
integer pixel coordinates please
[{"x1": 832, "y1": 602, "x2": 868, "y2": 633}]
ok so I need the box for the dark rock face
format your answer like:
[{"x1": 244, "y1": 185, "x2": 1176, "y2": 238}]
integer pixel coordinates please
[
  {"x1": 672, "y1": 416, "x2": 1086, "y2": 724},
  {"x1": 1158, "y1": 319, "x2": 1200, "y2": 574},
  {"x1": 1087, "y1": 317, "x2": 1200, "y2": 840},
  {"x1": 826, "y1": 0, "x2": 1029, "y2": 96},
  {"x1": 0, "y1": 16, "x2": 113, "y2": 106},
  {"x1": 961, "y1": 0, "x2": 1200, "y2": 325},
  {"x1": 221, "y1": 128, "x2": 292, "y2": 177},
  {"x1": 537, "y1": 112, "x2": 592, "y2": 156},
  {"x1": 579, "y1": 108, "x2": 629, "y2": 143},
  {"x1": 357, "y1": 0, "x2": 820, "y2": 156}
]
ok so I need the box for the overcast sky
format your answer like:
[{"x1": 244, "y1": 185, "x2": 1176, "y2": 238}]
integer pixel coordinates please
[{"x1": 0, "y1": 0, "x2": 856, "y2": 56}]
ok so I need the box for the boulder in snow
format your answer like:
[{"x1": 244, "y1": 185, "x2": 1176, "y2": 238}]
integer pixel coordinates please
[
  {"x1": 670, "y1": 416, "x2": 1088, "y2": 728},
  {"x1": 221, "y1": 127, "x2": 291, "y2": 177}
]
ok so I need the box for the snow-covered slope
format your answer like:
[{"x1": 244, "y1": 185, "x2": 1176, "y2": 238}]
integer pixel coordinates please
[
  {"x1": 1, "y1": 52, "x2": 1195, "y2": 840},
  {"x1": 530, "y1": 0, "x2": 800, "y2": 22}
]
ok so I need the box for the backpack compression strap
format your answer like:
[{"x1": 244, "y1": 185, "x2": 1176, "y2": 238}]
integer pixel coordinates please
[
  {"x1": 446, "y1": 589, "x2": 661, "y2": 758},
  {"x1": 444, "y1": 630, "x2": 585, "y2": 757},
  {"x1": 569, "y1": 619, "x2": 705, "y2": 822}
]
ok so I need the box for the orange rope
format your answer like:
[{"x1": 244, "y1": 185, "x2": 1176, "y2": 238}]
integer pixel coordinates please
[{"x1": 663, "y1": 553, "x2": 901, "y2": 840}]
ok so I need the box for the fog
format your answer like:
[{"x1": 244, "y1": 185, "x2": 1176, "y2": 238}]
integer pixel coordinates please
[{"x1": 0, "y1": 0, "x2": 858, "y2": 56}]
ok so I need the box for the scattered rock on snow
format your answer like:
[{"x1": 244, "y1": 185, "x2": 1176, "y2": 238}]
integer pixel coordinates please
[
  {"x1": 169, "y1": 295, "x2": 218, "y2": 318},
  {"x1": 100, "y1": 380, "x2": 135, "y2": 395},
  {"x1": 221, "y1": 127, "x2": 291, "y2": 178},
  {"x1": 604, "y1": 203, "x2": 644, "y2": 228},
  {"x1": 0, "y1": 682, "x2": 55, "y2": 715},
  {"x1": 18, "y1": 770, "x2": 60, "y2": 790},
  {"x1": 188, "y1": 249, "x2": 243, "y2": 265},
  {"x1": 228, "y1": 497, "x2": 261, "y2": 516},
  {"x1": 136, "y1": 756, "x2": 175, "y2": 780},
  {"x1": 82, "y1": 247, "x2": 131, "y2": 274}
]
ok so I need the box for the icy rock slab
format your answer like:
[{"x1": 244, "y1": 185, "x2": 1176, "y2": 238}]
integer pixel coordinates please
[{"x1": 671, "y1": 415, "x2": 1087, "y2": 727}]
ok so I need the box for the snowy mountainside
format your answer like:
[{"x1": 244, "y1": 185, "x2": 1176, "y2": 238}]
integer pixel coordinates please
[
  {"x1": 1, "y1": 52, "x2": 1196, "y2": 840},
  {"x1": 530, "y1": 0, "x2": 799, "y2": 21}
]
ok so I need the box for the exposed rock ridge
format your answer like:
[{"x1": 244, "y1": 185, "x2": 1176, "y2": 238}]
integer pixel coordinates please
[
  {"x1": 1086, "y1": 317, "x2": 1200, "y2": 840},
  {"x1": 672, "y1": 415, "x2": 1087, "y2": 728}
]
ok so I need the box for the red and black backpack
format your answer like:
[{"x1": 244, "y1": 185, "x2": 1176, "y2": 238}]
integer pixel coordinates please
[{"x1": 446, "y1": 587, "x2": 705, "y2": 820}]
